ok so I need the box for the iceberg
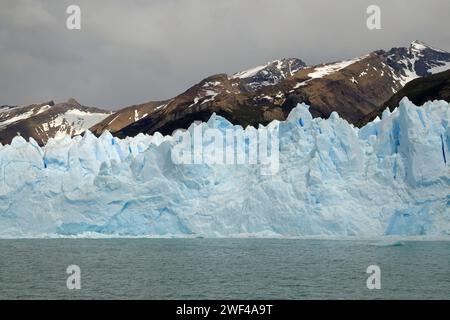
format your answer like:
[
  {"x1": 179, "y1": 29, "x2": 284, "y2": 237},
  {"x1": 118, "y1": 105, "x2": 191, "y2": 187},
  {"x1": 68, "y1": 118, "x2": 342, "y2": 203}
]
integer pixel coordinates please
[{"x1": 0, "y1": 98, "x2": 448, "y2": 238}]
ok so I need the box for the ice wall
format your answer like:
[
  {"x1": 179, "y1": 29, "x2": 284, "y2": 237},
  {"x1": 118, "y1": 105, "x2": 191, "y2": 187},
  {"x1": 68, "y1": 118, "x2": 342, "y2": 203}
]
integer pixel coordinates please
[{"x1": 0, "y1": 98, "x2": 448, "y2": 237}]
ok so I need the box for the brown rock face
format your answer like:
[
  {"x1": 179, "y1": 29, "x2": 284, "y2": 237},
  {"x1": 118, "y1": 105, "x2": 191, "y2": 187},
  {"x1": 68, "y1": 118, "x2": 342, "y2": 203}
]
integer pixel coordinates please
[
  {"x1": 90, "y1": 100, "x2": 169, "y2": 136},
  {"x1": 357, "y1": 69, "x2": 450, "y2": 127}
]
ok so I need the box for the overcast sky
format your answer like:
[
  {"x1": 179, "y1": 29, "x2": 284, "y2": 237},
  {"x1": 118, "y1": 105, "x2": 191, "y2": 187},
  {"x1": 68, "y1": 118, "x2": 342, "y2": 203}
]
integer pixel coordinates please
[{"x1": 1, "y1": 0, "x2": 449, "y2": 110}]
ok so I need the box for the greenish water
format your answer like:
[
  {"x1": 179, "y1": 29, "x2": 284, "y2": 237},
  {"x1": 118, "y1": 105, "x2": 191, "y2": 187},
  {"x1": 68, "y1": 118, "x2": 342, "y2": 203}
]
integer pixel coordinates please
[{"x1": 0, "y1": 239, "x2": 448, "y2": 299}]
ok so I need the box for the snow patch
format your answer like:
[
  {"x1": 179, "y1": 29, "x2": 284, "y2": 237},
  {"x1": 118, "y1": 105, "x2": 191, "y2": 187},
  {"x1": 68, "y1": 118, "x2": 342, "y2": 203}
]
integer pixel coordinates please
[
  {"x1": 428, "y1": 61, "x2": 450, "y2": 74},
  {"x1": 308, "y1": 56, "x2": 366, "y2": 79}
]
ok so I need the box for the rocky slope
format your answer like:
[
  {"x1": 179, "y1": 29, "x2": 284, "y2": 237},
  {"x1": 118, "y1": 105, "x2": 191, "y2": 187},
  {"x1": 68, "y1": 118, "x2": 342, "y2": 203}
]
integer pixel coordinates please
[
  {"x1": 358, "y1": 69, "x2": 450, "y2": 126},
  {"x1": 0, "y1": 99, "x2": 111, "y2": 145}
]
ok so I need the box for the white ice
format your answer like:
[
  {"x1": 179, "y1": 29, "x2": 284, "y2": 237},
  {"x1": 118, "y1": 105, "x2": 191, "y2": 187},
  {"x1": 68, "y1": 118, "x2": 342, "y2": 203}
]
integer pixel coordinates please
[{"x1": 0, "y1": 98, "x2": 448, "y2": 238}]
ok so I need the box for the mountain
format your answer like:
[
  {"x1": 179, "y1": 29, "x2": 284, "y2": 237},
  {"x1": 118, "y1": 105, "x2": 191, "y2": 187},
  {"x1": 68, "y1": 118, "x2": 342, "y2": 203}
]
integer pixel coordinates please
[
  {"x1": 229, "y1": 58, "x2": 307, "y2": 91},
  {"x1": 358, "y1": 69, "x2": 450, "y2": 126},
  {"x1": 90, "y1": 58, "x2": 307, "y2": 137},
  {"x1": 0, "y1": 99, "x2": 111, "y2": 145},
  {"x1": 89, "y1": 99, "x2": 170, "y2": 136},
  {"x1": 91, "y1": 40, "x2": 450, "y2": 138},
  {"x1": 2, "y1": 41, "x2": 450, "y2": 145},
  {"x1": 1, "y1": 99, "x2": 448, "y2": 237}
]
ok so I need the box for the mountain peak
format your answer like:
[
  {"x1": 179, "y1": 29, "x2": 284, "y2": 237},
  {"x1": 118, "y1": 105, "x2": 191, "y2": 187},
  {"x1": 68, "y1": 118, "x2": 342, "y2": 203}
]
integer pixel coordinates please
[
  {"x1": 66, "y1": 98, "x2": 81, "y2": 106},
  {"x1": 229, "y1": 58, "x2": 306, "y2": 91},
  {"x1": 411, "y1": 39, "x2": 427, "y2": 46},
  {"x1": 410, "y1": 40, "x2": 447, "y2": 53},
  {"x1": 410, "y1": 40, "x2": 430, "y2": 51},
  {"x1": 231, "y1": 58, "x2": 306, "y2": 80}
]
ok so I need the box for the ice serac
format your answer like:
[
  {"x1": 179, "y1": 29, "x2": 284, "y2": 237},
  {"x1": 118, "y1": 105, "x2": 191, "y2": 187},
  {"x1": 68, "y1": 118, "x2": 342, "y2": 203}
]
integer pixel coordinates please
[{"x1": 0, "y1": 98, "x2": 449, "y2": 238}]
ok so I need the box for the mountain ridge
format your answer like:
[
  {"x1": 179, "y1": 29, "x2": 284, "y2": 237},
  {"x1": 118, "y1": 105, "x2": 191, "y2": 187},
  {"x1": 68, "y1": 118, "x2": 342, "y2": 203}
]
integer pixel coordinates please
[
  {"x1": 0, "y1": 99, "x2": 111, "y2": 145},
  {"x1": 2, "y1": 40, "x2": 450, "y2": 145},
  {"x1": 105, "y1": 40, "x2": 450, "y2": 138}
]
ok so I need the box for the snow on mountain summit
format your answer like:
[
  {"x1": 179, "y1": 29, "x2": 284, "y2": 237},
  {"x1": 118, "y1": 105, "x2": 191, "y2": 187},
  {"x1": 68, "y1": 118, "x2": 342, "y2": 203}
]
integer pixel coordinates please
[
  {"x1": 380, "y1": 40, "x2": 450, "y2": 86},
  {"x1": 0, "y1": 99, "x2": 111, "y2": 145},
  {"x1": 410, "y1": 40, "x2": 447, "y2": 54},
  {"x1": 230, "y1": 58, "x2": 307, "y2": 90}
]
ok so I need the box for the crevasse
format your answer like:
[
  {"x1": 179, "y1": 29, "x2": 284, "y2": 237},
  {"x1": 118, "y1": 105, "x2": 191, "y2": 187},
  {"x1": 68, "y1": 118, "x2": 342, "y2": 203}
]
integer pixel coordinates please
[{"x1": 0, "y1": 98, "x2": 448, "y2": 238}]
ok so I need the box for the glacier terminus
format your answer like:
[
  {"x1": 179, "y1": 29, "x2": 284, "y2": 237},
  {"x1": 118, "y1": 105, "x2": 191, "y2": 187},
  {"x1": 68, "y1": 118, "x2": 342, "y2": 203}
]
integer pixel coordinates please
[{"x1": 0, "y1": 98, "x2": 448, "y2": 238}]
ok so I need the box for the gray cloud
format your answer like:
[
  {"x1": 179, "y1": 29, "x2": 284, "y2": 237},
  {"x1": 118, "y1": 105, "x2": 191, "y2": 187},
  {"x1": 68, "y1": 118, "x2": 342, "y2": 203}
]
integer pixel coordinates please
[{"x1": 1, "y1": 0, "x2": 449, "y2": 109}]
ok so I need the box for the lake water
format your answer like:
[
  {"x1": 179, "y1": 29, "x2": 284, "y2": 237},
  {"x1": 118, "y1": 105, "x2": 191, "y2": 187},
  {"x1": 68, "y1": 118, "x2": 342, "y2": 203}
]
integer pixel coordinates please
[{"x1": 0, "y1": 239, "x2": 448, "y2": 299}]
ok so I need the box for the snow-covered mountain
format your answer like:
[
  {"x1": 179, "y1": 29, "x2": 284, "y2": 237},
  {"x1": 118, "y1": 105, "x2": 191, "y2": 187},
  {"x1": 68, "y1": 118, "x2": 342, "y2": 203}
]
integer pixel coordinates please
[
  {"x1": 229, "y1": 58, "x2": 307, "y2": 91},
  {"x1": 381, "y1": 40, "x2": 450, "y2": 85},
  {"x1": 0, "y1": 98, "x2": 448, "y2": 238},
  {"x1": 2, "y1": 41, "x2": 450, "y2": 145},
  {"x1": 0, "y1": 99, "x2": 111, "y2": 145},
  {"x1": 91, "y1": 40, "x2": 450, "y2": 139}
]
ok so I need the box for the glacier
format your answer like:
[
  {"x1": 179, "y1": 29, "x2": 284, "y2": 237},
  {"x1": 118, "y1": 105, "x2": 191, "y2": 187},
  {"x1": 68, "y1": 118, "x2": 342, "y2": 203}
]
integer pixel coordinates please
[{"x1": 0, "y1": 97, "x2": 449, "y2": 238}]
